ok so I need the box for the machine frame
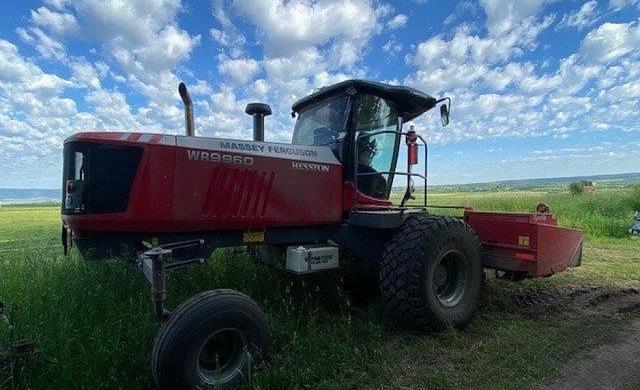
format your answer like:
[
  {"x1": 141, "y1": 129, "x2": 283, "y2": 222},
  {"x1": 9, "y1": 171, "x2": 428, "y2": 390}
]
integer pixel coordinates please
[{"x1": 60, "y1": 79, "x2": 584, "y2": 389}]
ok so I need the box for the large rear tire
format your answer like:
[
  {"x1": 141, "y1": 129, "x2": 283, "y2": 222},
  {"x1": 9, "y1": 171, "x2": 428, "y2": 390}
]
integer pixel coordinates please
[
  {"x1": 151, "y1": 289, "x2": 268, "y2": 389},
  {"x1": 379, "y1": 215, "x2": 482, "y2": 331}
]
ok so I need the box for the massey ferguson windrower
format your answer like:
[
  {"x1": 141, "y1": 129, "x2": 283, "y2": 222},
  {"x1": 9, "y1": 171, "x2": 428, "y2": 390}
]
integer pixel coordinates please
[{"x1": 61, "y1": 80, "x2": 583, "y2": 388}]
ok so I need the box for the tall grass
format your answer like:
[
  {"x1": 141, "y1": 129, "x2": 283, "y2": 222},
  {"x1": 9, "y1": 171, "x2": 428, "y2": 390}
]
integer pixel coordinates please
[
  {"x1": 423, "y1": 188, "x2": 639, "y2": 239},
  {"x1": 632, "y1": 182, "x2": 640, "y2": 210},
  {"x1": 1, "y1": 188, "x2": 639, "y2": 388}
]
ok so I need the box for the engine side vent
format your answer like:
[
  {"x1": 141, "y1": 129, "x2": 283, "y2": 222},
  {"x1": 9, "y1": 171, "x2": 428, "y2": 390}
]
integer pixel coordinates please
[{"x1": 202, "y1": 166, "x2": 275, "y2": 219}]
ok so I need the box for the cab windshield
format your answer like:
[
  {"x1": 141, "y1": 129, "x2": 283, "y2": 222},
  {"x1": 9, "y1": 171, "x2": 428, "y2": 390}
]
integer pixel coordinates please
[{"x1": 291, "y1": 95, "x2": 349, "y2": 159}]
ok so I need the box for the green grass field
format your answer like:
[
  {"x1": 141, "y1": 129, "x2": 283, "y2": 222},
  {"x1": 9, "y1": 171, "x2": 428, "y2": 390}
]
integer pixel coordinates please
[{"x1": 1, "y1": 187, "x2": 639, "y2": 389}]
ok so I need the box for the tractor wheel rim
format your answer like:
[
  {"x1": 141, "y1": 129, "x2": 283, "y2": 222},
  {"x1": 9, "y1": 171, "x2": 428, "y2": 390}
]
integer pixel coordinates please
[
  {"x1": 433, "y1": 249, "x2": 469, "y2": 308},
  {"x1": 196, "y1": 328, "x2": 248, "y2": 385}
]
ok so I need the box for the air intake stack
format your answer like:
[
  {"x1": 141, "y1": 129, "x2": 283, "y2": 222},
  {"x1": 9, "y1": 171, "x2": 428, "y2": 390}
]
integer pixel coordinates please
[{"x1": 245, "y1": 103, "x2": 272, "y2": 142}]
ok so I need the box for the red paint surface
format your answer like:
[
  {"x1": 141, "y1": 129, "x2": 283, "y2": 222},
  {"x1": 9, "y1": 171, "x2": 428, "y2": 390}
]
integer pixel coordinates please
[
  {"x1": 171, "y1": 146, "x2": 342, "y2": 231},
  {"x1": 61, "y1": 132, "x2": 584, "y2": 280},
  {"x1": 464, "y1": 210, "x2": 584, "y2": 277},
  {"x1": 63, "y1": 132, "x2": 343, "y2": 234}
]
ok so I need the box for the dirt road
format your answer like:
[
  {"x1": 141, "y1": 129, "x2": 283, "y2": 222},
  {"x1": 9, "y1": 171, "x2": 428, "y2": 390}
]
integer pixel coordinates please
[{"x1": 538, "y1": 320, "x2": 640, "y2": 389}]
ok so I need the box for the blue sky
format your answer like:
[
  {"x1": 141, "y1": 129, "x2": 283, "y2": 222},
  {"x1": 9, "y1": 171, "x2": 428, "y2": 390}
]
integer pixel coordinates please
[{"x1": 0, "y1": 0, "x2": 639, "y2": 188}]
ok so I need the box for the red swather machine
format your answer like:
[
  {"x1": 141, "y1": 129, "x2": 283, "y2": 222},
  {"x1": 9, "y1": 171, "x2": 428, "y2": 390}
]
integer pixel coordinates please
[{"x1": 61, "y1": 80, "x2": 583, "y2": 388}]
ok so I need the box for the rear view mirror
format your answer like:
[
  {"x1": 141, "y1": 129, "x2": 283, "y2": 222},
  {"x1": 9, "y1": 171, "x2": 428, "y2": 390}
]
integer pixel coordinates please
[{"x1": 440, "y1": 104, "x2": 450, "y2": 127}]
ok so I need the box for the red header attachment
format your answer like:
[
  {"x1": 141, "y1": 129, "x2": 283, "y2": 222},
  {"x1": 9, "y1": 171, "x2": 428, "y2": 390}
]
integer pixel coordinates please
[{"x1": 406, "y1": 128, "x2": 418, "y2": 165}]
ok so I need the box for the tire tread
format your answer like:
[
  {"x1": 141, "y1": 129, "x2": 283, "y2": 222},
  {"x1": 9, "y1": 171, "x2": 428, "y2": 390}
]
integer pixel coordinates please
[
  {"x1": 151, "y1": 289, "x2": 267, "y2": 388},
  {"x1": 379, "y1": 215, "x2": 481, "y2": 331}
]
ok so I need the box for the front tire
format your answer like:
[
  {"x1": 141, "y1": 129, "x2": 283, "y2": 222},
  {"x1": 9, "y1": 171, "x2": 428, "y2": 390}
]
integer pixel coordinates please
[
  {"x1": 151, "y1": 289, "x2": 268, "y2": 389},
  {"x1": 379, "y1": 215, "x2": 482, "y2": 331}
]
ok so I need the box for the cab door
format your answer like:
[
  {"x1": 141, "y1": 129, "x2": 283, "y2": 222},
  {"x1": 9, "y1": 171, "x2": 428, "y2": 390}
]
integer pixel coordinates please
[{"x1": 350, "y1": 94, "x2": 401, "y2": 203}]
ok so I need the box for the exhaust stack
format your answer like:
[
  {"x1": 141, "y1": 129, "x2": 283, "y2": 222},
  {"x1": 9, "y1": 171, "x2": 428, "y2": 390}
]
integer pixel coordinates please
[
  {"x1": 245, "y1": 103, "x2": 272, "y2": 142},
  {"x1": 178, "y1": 82, "x2": 195, "y2": 136}
]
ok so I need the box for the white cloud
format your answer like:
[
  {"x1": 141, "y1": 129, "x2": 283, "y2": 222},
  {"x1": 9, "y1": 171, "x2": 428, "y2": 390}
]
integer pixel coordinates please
[
  {"x1": 218, "y1": 58, "x2": 261, "y2": 85},
  {"x1": 233, "y1": 0, "x2": 378, "y2": 58},
  {"x1": 479, "y1": 0, "x2": 548, "y2": 36},
  {"x1": 0, "y1": 40, "x2": 105, "y2": 187},
  {"x1": 70, "y1": 59, "x2": 101, "y2": 89},
  {"x1": 210, "y1": 28, "x2": 243, "y2": 54},
  {"x1": 0, "y1": 0, "x2": 262, "y2": 186},
  {"x1": 16, "y1": 27, "x2": 67, "y2": 61},
  {"x1": 0, "y1": 1, "x2": 211, "y2": 188},
  {"x1": 404, "y1": 3, "x2": 640, "y2": 147},
  {"x1": 504, "y1": 142, "x2": 640, "y2": 170},
  {"x1": 44, "y1": 0, "x2": 69, "y2": 10},
  {"x1": 25, "y1": 74, "x2": 72, "y2": 97},
  {"x1": 580, "y1": 22, "x2": 640, "y2": 63},
  {"x1": 443, "y1": 1, "x2": 480, "y2": 28},
  {"x1": 210, "y1": 0, "x2": 246, "y2": 58},
  {"x1": 558, "y1": 1, "x2": 599, "y2": 30},
  {"x1": 30, "y1": 6, "x2": 78, "y2": 35},
  {"x1": 263, "y1": 48, "x2": 325, "y2": 84},
  {"x1": 606, "y1": 80, "x2": 640, "y2": 98},
  {"x1": 387, "y1": 14, "x2": 408, "y2": 30},
  {"x1": 62, "y1": 0, "x2": 200, "y2": 75},
  {"x1": 0, "y1": 41, "x2": 36, "y2": 82},
  {"x1": 13, "y1": 0, "x2": 201, "y2": 116},
  {"x1": 84, "y1": 89, "x2": 138, "y2": 127},
  {"x1": 2, "y1": 0, "x2": 639, "y2": 188},
  {"x1": 443, "y1": 14, "x2": 457, "y2": 26},
  {"x1": 205, "y1": 0, "x2": 388, "y2": 143},
  {"x1": 382, "y1": 37, "x2": 403, "y2": 55},
  {"x1": 374, "y1": 3, "x2": 394, "y2": 19},
  {"x1": 20, "y1": 0, "x2": 204, "y2": 121},
  {"x1": 188, "y1": 79, "x2": 214, "y2": 96},
  {"x1": 408, "y1": 14, "x2": 555, "y2": 93},
  {"x1": 0, "y1": 40, "x2": 70, "y2": 96},
  {"x1": 608, "y1": 0, "x2": 640, "y2": 11},
  {"x1": 247, "y1": 79, "x2": 269, "y2": 100},
  {"x1": 131, "y1": 25, "x2": 200, "y2": 72},
  {"x1": 73, "y1": 0, "x2": 182, "y2": 43}
]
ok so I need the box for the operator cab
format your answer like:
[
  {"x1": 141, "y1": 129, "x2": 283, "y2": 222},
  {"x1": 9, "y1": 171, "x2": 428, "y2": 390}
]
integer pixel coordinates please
[{"x1": 291, "y1": 79, "x2": 446, "y2": 205}]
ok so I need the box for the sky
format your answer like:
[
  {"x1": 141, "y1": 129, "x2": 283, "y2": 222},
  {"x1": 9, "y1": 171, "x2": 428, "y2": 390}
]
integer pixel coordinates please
[{"x1": 0, "y1": 0, "x2": 639, "y2": 188}]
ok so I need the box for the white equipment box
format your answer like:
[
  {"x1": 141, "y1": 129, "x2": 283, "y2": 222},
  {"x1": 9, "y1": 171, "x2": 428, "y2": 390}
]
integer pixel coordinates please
[{"x1": 285, "y1": 245, "x2": 339, "y2": 274}]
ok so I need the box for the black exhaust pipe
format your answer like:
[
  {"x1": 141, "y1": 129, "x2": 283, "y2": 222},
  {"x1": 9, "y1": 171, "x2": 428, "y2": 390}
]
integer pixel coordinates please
[
  {"x1": 245, "y1": 103, "x2": 272, "y2": 142},
  {"x1": 178, "y1": 82, "x2": 194, "y2": 136}
]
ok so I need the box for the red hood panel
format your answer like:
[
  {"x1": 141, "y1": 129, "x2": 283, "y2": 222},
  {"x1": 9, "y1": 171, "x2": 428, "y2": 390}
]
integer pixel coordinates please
[{"x1": 63, "y1": 133, "x2": 342, "y2": 234}]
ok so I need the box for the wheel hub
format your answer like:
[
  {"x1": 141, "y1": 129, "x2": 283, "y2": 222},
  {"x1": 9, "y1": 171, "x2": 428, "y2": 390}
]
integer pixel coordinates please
[
  {"x1": 434, "y1": 264, "x2": 448, "y2": 287},
  {"x1": 196, "y1": 328, "x2": 248, "y2": 385},
  {"x1": 433, "y1": 250, "x2": 469, "y2": 308}
]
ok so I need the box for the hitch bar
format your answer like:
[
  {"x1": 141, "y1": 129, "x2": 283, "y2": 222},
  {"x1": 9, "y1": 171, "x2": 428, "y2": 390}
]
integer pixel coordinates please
[{"x1": 137, "y1": 239, "x2": 206, "y2": 320}]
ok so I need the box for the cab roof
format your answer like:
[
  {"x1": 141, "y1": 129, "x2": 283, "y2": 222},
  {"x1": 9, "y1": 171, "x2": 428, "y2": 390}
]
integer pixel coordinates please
[{"x1": 291, "y1": 79, "x2": 437, "y2": 121}]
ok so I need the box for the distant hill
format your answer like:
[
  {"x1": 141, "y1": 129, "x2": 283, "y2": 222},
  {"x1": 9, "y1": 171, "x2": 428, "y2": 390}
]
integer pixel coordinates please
[
  {"x1": 422, "y1": 172, "x2": 640, "y2": 193},
  {"x1": 1, "y1": 172, "x2": 638, "y2": 205},
  {"x1": 389, "y1": 172, "x2": 639, "y2": 193},
  {"x1": 0, "y1": 188, "x2": 60, "y2": 205}
]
